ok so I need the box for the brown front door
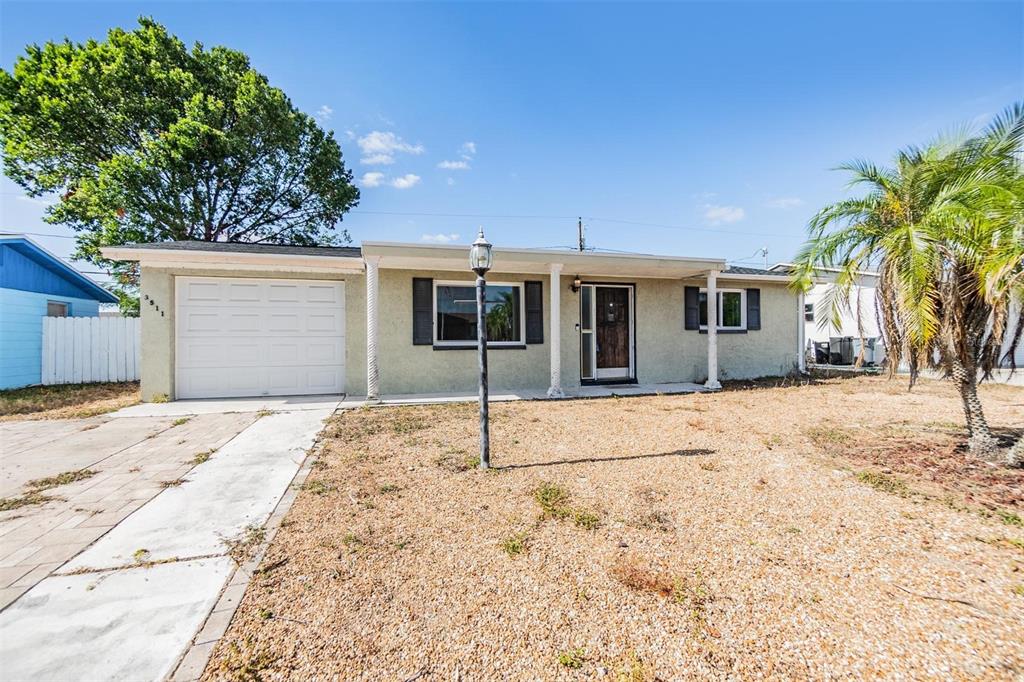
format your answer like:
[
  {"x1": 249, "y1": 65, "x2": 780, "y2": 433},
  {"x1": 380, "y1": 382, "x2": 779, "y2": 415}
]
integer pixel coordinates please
[{"x1": 595, "y1": 286, "x2": 631, "y2": 376}]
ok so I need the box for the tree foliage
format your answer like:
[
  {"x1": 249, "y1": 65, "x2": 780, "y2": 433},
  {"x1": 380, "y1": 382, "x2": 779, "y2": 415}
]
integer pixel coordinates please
[
  {"x1": 791, "y1": 104, "x2": 1024, "y2": 461},
  {"x1": 0, "y1": 18, "x2": 359, "y2": 311}
]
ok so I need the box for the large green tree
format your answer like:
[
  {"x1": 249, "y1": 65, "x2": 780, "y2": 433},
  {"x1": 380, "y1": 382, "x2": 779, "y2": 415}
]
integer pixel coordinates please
[
  {"x1": 792, "y1": 104, "x2": 1024, "y2": 463},
  {"x1": 0, "y1": 18, "x2": 359, "y2": 313}
]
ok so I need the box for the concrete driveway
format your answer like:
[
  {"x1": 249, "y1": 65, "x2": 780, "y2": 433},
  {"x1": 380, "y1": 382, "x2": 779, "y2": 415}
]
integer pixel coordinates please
[{"x1": 0, "y1": 396, "x2": 337, "y2": 681}]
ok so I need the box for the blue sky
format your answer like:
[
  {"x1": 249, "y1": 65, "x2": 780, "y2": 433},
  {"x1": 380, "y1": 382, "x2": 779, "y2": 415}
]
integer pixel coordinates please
[{"x1": 1, "y1": 1, "x2": 1021, "y2": 285}]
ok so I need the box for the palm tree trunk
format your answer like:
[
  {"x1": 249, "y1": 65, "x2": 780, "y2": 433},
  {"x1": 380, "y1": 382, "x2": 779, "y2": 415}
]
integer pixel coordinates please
[
  {"x1": 1007, "y1": 436, "x2": 1024, "y2": 467},
  {"x1": 949, "y1": 357, "x2": 999, "y2": 456}
]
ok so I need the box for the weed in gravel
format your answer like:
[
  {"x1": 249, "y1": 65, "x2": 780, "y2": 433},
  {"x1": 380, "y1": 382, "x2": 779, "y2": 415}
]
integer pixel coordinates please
[
  {"x1": 302, "y1": 480, "x2": 334, "y2": 496},
  {"x1": 698, "y1": 460, "x2": 718, "y2": 472},
  {"x1": 856, "y1": 470, "x2": 910, "y2": 496},
  {"x1": 341, "y1": 532, "x2": 364, "y2": 552},
  {"x1": 256, "y1": 409, "x2": 275, "y2": 418},
  {"x1": 535, "y1": 482, "x2": 571, "y2": 516},
  {"x1": 160, "y1": 478, "x2": 185, "y2": 488},
  {"x1": 806, "y1": 425, "x2": 852, "y2": 447},
  {"x1": 390, "y1": 413, "x2": 427, "y2": 434},
  {"x1": 997, "y1": 510, "x2": 1022, "y2": 527},
  {"x1": 211, "y1": 639, "x2": 278, "y2": 681},
  {"x1": 534, "y1": 482, "x2": 600, "y2": 529},
  {"x1": 0, "y1": 491, "x2": 56, "y2": 512},
  {"x1": 501, "y1": 531, "x2": 529, "y2": 557},
  {"x1": 434, "y1": 450, "x2": 479, "y2": 472},
  {"x1": 150, "y1": 394, "x2": 169, "y2": 403},
  {"x1": 557, "y1": 647, "x2": 586, "y2": 669},
  {"x1": 610, "y1": 556, "x2": 675, "y2": 597},
  {"x1": 310, "y1": 458, "x2": 328, "y2": 470},
  {"x1": 1014, "y1": 584, "x2": 1024, "y2": 597},
  {"x1": 26, "y1": 469, "x2": 97, "y2": 491},
  {"x1": 763, "y1": 434, "x2": 784, "y2": 449},
  {"x1": 378, "y1": 483, "x2": 400, "y2": 493},
  {"x1": 191, "y1": 450, "x2": 213, "y2": 465},
  {"x1": 171, "y1": 417, "x2": 190, "y2": 427},
  {"x1": 632, "y1": 511, "x2": 674, "y2": 533},
  {"x1": 133, "y1": 549, "x2": 151, "y2": 563},
  {"x1": 611, "y1": 651, "x2": 654, "y2": 682},
  {"x1": 259, "y1": 607, "x2": 274, "y2": 620},
  {"x1": 226, "y1": 525, "x2": 266, "y2": 564}
]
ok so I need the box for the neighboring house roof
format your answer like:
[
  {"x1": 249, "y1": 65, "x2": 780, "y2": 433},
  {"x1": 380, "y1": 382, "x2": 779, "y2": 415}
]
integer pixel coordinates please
[
  {"x1": 769, "y1": 261, "x2": 879, "y2": 278},
  {"x1": 109, "y1": 240, "x2": 362, "y2": 258},
  {"x1": 723, "y1": 266, "x2": 783, "y2": 277},
  {"x1": 0, "y1": 234, "x2": 118, "y2": 303}
]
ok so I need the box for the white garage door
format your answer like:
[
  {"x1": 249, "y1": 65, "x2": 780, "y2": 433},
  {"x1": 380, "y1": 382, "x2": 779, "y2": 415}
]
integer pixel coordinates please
[{"x1": 175, "y1": 277, "x2": 345, "y2": 399}]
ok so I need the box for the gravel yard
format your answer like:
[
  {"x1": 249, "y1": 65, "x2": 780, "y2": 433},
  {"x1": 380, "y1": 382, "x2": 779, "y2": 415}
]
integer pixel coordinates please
[{"x1": 206, "y1": 376, "x2": 1023, "y2": 680}]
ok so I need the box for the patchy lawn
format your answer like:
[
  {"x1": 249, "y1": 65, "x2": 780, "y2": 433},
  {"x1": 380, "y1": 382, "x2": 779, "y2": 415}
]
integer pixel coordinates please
[
  {"x1": 0, "y1": 382, "x2": 140, "y2": 421},
  {"x1": 206, "y1": 376, "x2": 1024, "y2": 680}
]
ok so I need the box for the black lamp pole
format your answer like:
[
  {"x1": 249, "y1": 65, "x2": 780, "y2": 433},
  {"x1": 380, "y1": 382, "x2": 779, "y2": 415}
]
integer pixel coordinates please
[
  {"x1": 469, "y1": 228, "x2": 493, "y2": 469},
  {"x1": 475, "y1": 271, "x2": 490, "y2": 468}
]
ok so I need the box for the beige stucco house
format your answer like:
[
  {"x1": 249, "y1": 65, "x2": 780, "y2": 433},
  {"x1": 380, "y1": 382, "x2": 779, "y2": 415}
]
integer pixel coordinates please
[{"x1": 102, "y1": 240, "x2": 807, "y2": 402}]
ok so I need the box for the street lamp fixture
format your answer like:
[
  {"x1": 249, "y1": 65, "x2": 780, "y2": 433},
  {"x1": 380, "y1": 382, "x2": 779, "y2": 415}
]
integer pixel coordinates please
[{"x1": 470, "y1": 227, "x2": 493, "y2": 469}]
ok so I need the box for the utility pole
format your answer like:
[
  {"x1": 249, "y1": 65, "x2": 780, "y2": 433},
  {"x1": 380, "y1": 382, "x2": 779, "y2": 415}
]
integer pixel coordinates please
[{"x1": 577, "y1": 217, "x2": 585, "y2": 252}]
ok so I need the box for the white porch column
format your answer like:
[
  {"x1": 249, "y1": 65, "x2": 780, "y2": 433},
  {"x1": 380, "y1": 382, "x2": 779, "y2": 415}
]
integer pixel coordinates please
[
  {"x1": 704, "y1": 269, "x2": 722, "y2": 390},
  {"x1": 365, "y1": 255, "x2": 381, "y2": 402},
  {"x1": 797, "y1": 291, "x2": 807, "y2": 372},
  {"x1": 547, "y1": 263, "x2": 564, "y2": 398}
]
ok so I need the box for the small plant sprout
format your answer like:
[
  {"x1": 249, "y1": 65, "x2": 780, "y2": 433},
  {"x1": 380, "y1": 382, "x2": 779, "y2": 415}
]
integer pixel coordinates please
[
  {"x1": 557, "y1": 647, "x2": 586, "y2": 669},
  {"x1": 501, "y1": 532, "x2": 529, "y2": 557}
]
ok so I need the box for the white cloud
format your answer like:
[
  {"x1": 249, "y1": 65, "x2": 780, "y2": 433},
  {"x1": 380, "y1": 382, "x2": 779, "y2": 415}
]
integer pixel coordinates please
[
  {"x1": 360, "y1": 172, "x2": 385, "y2": 188},
  {"x1": 461, "y1": 141, "x2": 476, "y2": 156},
  {"x1": 357, "y1": 130, "x2": 424, "y2": 165},
  {"x1": 703, "y1": 204, "x2": 746, "y2": 224},
  {"x1": 315, "y1": 105, "x2": 333, "y2": 122},
  {"x1": 437, "y1": 160, "x2": 470, "y2": 170},
  {"x1": 765, "y1": 197, "x2": 804, "y2": 209},
  {"x1": 421, "y1": 232, "x2": 460, "y2": 243},
  {"x1": 360, "y1": 153, "x2": 395, "y2": 166},
  {"x1": 390, "y1": 174, "x2": 421, "y2": 189}
]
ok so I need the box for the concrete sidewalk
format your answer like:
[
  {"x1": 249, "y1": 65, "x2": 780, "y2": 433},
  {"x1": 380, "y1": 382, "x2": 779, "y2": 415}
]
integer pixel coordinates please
[{"x1": 0, "y1": 406, "x2": 332, "y2": 682}]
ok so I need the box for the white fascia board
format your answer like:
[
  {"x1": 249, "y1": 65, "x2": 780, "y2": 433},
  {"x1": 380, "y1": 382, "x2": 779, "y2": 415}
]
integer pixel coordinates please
[{"x1": 100, "y1": 247, "x2": 365, "y2": 273}]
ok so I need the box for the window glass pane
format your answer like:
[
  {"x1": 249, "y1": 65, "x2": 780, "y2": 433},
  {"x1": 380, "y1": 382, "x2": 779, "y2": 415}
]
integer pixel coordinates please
[
  {"x1": 580, "y1": 286, "x2": 592, "y2": 331},
  {"x1": 436, "y1": 285, "x2": 521, "y2": 343},
  {"x1": 698, "y1": 292, "x2": 708, "y2": 327},
  {"x1": 47, "y1": 301, "x2": 68, "y2": 317},
  {"x1": 804, "y1": 303, "x2": 815, "y2": 322},
  {"x1": 721, "y1": 292, "x2": 742, "y2": 327},
  {"x1": 581, "y1": 332, "x2": 593, "y2": 379}
]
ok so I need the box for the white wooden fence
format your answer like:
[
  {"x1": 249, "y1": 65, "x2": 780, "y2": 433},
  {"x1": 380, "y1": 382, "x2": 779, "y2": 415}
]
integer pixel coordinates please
[{"x1": 41, "y1": 317, "x2": 141, "y2": 385}]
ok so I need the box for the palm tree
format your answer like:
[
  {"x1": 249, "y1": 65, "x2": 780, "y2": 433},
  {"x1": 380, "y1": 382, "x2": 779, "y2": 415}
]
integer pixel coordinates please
[{"x1": 791, "y1": 104, "x2": 1024, "y2": 461}]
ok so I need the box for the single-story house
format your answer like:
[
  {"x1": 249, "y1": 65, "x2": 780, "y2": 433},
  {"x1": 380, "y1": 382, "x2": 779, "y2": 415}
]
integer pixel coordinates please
[
  {"x1": 101, "y1": 240, "x2": 807, "y2": 402},
  {"x1": 1, "y1": 234, "x2": 119, "y2": 390}
]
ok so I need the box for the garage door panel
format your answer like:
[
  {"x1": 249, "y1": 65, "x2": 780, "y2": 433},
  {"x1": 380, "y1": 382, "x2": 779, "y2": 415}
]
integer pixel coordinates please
[{"x1": 175, "y1": 277, "x2": 345, "y2": 399}]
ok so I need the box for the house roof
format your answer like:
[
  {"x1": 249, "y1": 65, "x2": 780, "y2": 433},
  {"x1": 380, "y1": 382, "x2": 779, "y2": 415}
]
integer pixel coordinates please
[
  {"x1": 108, "y1": 240, "x2": 362, "y2": 258},
  {"x1": 0, "y1": 234, "x2": 118, "y2": 303},
  {"x1": 101, "y1": 239, "x2": 795, "y2": 282}
]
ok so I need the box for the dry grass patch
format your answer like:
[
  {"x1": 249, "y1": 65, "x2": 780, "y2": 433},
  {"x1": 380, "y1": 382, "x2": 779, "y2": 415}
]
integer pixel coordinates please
[
  {"x1": 0, "y1": 381, "x2": 139, "y2": 421},
  {"x1": 205, "y1": 377, "x2": 1024, "y2": 680},
  {"x1": 26, "y1": 469, "x2": 97, "y2": 491}
]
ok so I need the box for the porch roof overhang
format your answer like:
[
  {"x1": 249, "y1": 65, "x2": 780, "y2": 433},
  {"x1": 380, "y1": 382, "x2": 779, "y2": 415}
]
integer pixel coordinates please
[{"x1": 361, "y1": 241, "x2": 727, "y2": 279}]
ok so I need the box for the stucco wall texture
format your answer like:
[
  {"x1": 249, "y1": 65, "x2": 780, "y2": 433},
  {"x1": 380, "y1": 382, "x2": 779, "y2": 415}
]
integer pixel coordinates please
[{"x1": 138, "y1": 267, "x2": 799, "y2": 400}]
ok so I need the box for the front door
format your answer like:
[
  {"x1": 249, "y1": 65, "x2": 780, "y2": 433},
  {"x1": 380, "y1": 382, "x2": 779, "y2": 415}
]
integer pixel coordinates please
[{"x1": 580, "y1": 284, "x2": 634, "y2": 381}]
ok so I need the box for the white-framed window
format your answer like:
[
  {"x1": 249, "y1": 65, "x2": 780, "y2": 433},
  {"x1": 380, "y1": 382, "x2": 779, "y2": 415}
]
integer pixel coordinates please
[
  {"x1": 699, "y1": 288, "x2": 745, "y2": 330},
  {"x1": 433, "y1": 280, "x2": 525, "y2": 347},
  {"x1": 804, "y1": 303, "x2": 815, "y2": 322},
  {"x1": 46, "y1": 301, "x2": 69, "y2": 317}
]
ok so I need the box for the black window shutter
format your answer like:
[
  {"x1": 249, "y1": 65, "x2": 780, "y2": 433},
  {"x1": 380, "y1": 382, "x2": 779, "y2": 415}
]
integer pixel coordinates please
[
  {"x1": 684, "y1": 286, "x2": 700, "y2": 330},
  {"x1": 746, "y1": 288, "x2": 761, "y2": 330},
  {"x1": 525, "y1": 280, "x2": 544, "y2": 344},
  {"x1": 412, "y1": 278, "x2": 433, "y2": 345}
]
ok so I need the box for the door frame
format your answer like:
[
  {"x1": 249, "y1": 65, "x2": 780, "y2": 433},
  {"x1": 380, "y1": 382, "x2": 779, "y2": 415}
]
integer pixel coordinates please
[{"x1": 579, "y1": 282, "x2": 636, "y2": 385}]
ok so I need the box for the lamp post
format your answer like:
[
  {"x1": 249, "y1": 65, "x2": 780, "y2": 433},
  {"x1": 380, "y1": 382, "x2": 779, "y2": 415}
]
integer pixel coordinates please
[{"x1": 469, "y1": 227, "x2": 493, "y2": 469}]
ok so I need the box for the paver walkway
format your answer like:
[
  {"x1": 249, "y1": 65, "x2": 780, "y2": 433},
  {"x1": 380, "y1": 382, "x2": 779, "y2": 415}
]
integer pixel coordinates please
[
  {"x1": 0, "y1": 412, "x2": 256, "y2": 608},
  {"x1": 0, "y1": 403, "x2": 333, "y2": 681}
]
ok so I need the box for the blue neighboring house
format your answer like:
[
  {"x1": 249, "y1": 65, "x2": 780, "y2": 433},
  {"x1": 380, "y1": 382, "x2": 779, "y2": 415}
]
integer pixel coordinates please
[{"x1": 0, "y1": 234, "x2": 118, "y2": 390}]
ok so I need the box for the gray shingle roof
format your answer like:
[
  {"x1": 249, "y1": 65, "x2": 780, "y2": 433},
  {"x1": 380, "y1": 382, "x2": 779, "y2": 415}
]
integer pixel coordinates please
[
  {"x1": 724, "y1": 265, "x2": 787, "y2": 277},
  {"x1": 114, "y1": 240, "x2": 361, "y2": 258}
]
